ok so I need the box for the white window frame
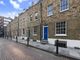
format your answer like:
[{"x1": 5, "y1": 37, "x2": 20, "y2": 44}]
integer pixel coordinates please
[
  {"x1": 47, "y1": 4, "x2": 53, "y2": 16},
  {"x1": 55, "y1": 21, "x2": 67, "y2": 36},
  {"x1": 60, "y1": 0, "x2": 69, "y2": 12},
  {"x1": 33, "y1": 26, "x2": 37, "y2": 36},
  {"x1": 35, "y1": 12, "x2": 38, "y2": 20}
]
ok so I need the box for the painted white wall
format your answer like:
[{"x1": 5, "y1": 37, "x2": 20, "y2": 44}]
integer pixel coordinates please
[
  {"x1": 18, "y1": 36, "x2": 28, "y2": 40},
  {"x1": 48, "y1": 38, "x2": 80, "y2": 48},
  {"x1": 15, "y1": 36, "x2": 80, "y2": 48}
]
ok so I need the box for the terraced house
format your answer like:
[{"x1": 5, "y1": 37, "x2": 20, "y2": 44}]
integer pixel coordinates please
[
  {"x1": 26, "y1": 2, "x2": 41, "y2": 41},
  {"x1": 41, "y1": 0, "x2": 80, "y2": 48},
  {"x1": 13, "y1": 3, "x2": 41, "y2": 40},
  {"x1": 7, "y1": 17, "x2": 17, "y2": 38},
  {"x1": 18, "y1": 12, "x2": 28, "y2": 40},
  {"x1": 7, "y1": 0, "x2": 80, "y2": 48},
  {"x1": 11, "y1": 17, "x2": 18, "y2": 38},
  {"x1": 28, "y1": 0, "x2": 80, "y2": 47}
]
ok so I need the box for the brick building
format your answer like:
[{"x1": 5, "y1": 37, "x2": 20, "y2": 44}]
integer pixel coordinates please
[
  {"x1": 40, "y1": 0, "x2": 80, "y2": 47},
  {"x1": 16, "y1": 11, "x2": 28, "y2": 40},
  {"x1": 7, "y1": 0, "x2": 80, "y2": 48},
  {"x1": 26, "y1": 3, "x2": 41, "y2": 41},
  {"x1": 28, "y1": 0, "x2": 80, "y2": 47},
  {"x1": 10, "y1": 17, "x2": 18, "y2": 38},
  {"x1": 14, "y1": 3, "x2": 41, "y2": 40}
]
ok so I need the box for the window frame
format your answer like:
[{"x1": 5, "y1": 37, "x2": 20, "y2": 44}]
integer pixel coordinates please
[
  {"x1": 35, "y1": 12, "x2": 39, "y2": 20},
  {"x1": 33, "y1": 26, "x2": 37, "y2": 36},
  {"x1": 30, "y1": 14, "x2": 32, "y2": 21},
  {"x1": 55, "y1": 21, "x2": 67, "y2": 36},
  {"x1": 60, "y1": 0, "x2": 69, "y2": 12},
  {"x1": 47, "y1": 4, "x2": 53, "y2": 16}
]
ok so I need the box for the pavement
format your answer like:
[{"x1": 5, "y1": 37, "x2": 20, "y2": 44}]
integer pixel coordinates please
[
  {"x1": 0, "y1": 38, "x2": 73, "y2": 60},
  {"x1": 12, "y1": 38, "x2": 80, "y2": 60}
]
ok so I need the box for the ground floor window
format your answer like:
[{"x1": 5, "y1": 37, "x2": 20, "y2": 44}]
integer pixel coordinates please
[
  {"x1": 55, "y1": 21, "x2": 67, "y2": 36},
  {"x1": 23, "y1": 28, "x2": 25, "y2": 34},
  {"x1": 33, "y1": 26, "x2": 37, "y2": 34}
]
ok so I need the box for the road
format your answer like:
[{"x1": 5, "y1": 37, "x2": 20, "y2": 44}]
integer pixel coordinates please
[{"x1": 0, "y1": 38, "x2": 74, "y2": 60}]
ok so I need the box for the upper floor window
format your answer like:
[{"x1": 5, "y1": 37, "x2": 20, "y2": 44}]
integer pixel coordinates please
[
  {"x1": 55, "y1": 21, "x2": 67, "y2": 36},
  {"x1": 60, "y1": 0, "x2": 69, "y2": 12},
  {"x1": 35, "y1": 13, "x2": 39, "y2": 20},
  {"x1": 30, "y1": 14, "x2": 32, "y2": 21},
  {"x1": 47, "y1": 4, "x2": 53, "y2": 16}
]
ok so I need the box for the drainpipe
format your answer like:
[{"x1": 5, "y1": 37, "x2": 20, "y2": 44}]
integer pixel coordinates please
[
  {"x1": 16, "y1": 16, "x2": 19, "y2": 42},
  {"x1": 40, "y1": 0, "x2": 43, "y2": 42}
]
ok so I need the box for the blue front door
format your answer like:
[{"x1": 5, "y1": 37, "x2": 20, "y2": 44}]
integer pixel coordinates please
[{"x1": 43, "y1": 26, "x2": 48, "y2": 40}]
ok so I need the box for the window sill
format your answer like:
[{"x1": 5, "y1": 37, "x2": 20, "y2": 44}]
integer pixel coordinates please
[
  {"x1": 60, "y1": 8, "x2": 69, "y2": 12},
  {"x1": 33, "y1": 34, "x2": 37, "y2": 36},
  {"x1": 47, "y1": 14, "x2": 53, "y2": 17},
  {"x1": 55, "y1": 34, "x2": 67, "y2": 37}
]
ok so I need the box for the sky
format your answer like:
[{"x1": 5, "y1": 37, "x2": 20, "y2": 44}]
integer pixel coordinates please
[{"x1": 0, "y1": 0, "x2": 39, "y2": 19}]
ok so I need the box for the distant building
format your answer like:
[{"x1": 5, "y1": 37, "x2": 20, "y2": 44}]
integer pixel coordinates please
[
  {"x1": 4, "y1": 17, "x2": 12, "y2": 38},
  {"x1": 0, "y1": 16, "x2": 4, "y2": 37},
  {"x1": 0, "y1": 16, "x2": 12, "y2": 37}
]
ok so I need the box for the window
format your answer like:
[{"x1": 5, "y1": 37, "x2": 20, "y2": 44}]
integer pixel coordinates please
[
  {"x1": 23, "y1": 28, "x2": 25, "y2": 34},
  {"x1": 35, "y1": 13, "x2": 38, "y2": 20},
  {"x1": 60, "y1": 0, "x2": 69, "y2": 12},
  {"x1": 23, "y1": 18, "x2": 25, "y2": 20},
  {"x1": 47, "y1": 4, "x2": 53, "y2": 16},
  {"x1": 55, "y1": 21, "x2": 67, "y2": 36},
  {"x1": 30, "y1": 15, "x2": 32, "y2": 21},
  {"x1": 34, "y1": 26, "x2": 37, "y2": 34}
]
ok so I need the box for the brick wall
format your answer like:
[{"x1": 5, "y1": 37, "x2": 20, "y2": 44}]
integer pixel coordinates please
[{"x1": 42, "y1": 0, "x2": 80, "y2": 40}]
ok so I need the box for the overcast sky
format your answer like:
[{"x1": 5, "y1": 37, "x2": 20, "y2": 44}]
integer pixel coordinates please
[{"x1": 0, "y1": 0, "x2": 39, "y2": 19}]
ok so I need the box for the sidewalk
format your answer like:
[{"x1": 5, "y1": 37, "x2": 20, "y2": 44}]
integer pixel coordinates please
[{"x1": 12, "y1": 38, "x2": 80, "y2": 60}]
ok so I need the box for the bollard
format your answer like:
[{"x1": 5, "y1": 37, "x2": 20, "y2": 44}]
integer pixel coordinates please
[
  {"x1": 16, "y1": 36, "x2": 18, "y2": 42},
  {"x1": 27, "y1": 37, "x2": 30, "y2": 46},
  {"x1": 56, "y1": 40, "x2": 59, "y2": 55}
]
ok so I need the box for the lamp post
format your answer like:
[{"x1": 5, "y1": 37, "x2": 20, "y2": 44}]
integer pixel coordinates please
[
  {"x1": 8, "y1": 22, "x2": 12, "y2": 40},
  {"x1": 27, "y1": 27, "x2": 30, "y2": 46}
]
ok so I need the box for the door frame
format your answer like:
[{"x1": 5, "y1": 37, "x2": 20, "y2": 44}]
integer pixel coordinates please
[{"x1": 43, "y1": 25, "x2": 48, "y2": 40}]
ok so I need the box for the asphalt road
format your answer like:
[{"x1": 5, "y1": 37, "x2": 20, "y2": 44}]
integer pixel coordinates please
[{"x1": 0, "y1": 38, "x2": 74, "y2": 60}]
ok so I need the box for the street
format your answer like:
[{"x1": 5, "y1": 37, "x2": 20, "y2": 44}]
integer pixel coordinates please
[{"x1": 0, "y1": 38, "x2": 74, "y2": 60}]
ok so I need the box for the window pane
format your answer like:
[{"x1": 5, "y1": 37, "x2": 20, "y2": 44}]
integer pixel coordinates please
[
  {"x1": 30, "y1": 15, "x2": 32, "y2": 21},
  {"x1": 48, "y1": 4, "x2": 53, "y2": 16},
  {"x1": 34, "y1": 26, "x2": 37, "y2": 34},
  {"x1": 60, "y1": 0, "x2": 69, "y2": 11},
  {"x1": 56, "y1": 21, "x2": 66, "y2": 34}
]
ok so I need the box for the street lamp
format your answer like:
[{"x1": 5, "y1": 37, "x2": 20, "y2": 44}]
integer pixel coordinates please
[{"x1": 26, "y1": 27, "x2": 30, "y2": 46}]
